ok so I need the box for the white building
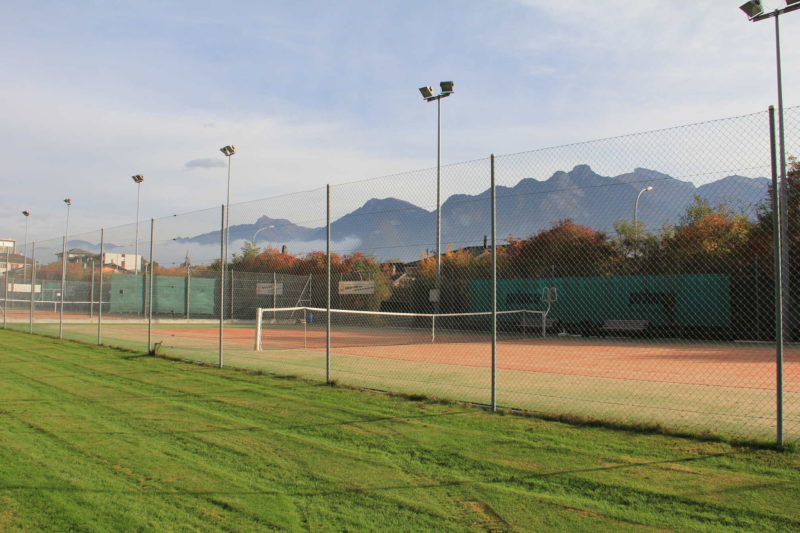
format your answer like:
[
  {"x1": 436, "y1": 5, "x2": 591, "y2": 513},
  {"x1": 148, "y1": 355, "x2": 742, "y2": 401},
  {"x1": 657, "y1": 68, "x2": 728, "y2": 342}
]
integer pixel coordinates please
[
  {"x1": 102, "y1": 252, "x2": 142, "y2": 272},
  {"x1": 0, "y1": 239, "x2": 16, "y2": 254}
]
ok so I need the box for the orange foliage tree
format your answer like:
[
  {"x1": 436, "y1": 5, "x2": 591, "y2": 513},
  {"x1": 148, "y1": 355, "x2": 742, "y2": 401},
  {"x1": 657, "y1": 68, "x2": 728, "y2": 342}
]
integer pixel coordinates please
[
  {"x1": 502, "y1": 219, "x2": 620, "y2": 278},
  {"x1": 648, "y1": 196, "x2": 755, "y2": 274}
]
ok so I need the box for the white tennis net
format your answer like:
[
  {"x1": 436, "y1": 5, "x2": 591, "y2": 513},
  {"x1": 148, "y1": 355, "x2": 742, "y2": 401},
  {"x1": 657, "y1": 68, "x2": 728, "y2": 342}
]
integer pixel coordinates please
[{"x1": 253, "y1": 307, "x2": 549, "y2": 351}]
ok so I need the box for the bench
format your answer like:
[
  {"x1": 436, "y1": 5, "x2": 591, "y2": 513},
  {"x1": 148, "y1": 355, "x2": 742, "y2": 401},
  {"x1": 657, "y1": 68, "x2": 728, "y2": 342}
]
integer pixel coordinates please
[{"x1": 602, "y1": 320, "x2": 649, "y2": 336}]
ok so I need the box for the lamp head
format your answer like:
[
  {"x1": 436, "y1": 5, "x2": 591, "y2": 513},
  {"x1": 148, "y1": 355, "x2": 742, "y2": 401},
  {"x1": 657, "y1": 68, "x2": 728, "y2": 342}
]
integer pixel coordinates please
[
  {"x1": 131, "y1": 174, "x2": 144, "y2": 184},
  {"x1": 220, "y1": 145, "x2": 236, "y2": 156},
  {"x1": 419, "y1": 86, "x2": 434, "y2": 99},
  {"x1": 64, "y1": 198, "x2": 72, "y2": 206},
  {"x1": 645, "y1": 186, "x2": 654, "y2": 192},
  {"x1": 22, "y1": 210, "x2": 30, "y2": 217},
  {"x1": 440, "y1": 80, "x2": 454, "y2": 94},
  {"x1": 739, "y1": 0, "x2": 764, "y2": 18}
]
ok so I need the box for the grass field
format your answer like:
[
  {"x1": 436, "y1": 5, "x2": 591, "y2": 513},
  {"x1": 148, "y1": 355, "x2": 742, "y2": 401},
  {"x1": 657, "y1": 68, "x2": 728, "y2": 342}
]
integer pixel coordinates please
[
  {"x1": 12, "y1": 317, "x2": 799, "y2": 442},
  {"x1": 1, "y1": 328, "x2": 799, "y2": 532}
]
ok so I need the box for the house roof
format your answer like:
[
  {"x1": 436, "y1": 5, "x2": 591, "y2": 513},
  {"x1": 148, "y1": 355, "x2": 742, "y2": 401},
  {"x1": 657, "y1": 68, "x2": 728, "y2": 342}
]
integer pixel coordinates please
[{"x1": 0, "y1": 253, "x2": 31, "y2": 264}]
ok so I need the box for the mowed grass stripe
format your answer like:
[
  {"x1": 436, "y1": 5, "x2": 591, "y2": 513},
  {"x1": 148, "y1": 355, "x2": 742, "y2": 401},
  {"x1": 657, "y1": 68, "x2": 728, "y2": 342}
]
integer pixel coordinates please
[
  {"x1": 0, "y1": 329, "x2": 799, "y2": 532},
  {"x1": 0, "y1": 336, "x2": 474, "y2": 530}
]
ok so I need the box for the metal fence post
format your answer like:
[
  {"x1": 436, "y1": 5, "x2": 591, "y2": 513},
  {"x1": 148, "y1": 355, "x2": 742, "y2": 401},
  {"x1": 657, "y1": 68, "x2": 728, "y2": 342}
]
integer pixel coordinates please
[
  {"x1": 148, "y1": 218, "x2": 155, "y2": 354},
  {"x1": 769, "y1": 106, "x2": 784, "y2": 447},
  {"x1": 229, "y1": 270, "x2": 234, "y2": 319},
  {"x1": 98, "y1": 229, "x2": 104, "y2": 345},
  {"x1": 185, "y1": 264, "x2": 190, "y2": 320},
  {"x1": 491, "y1": 154, "x2": 497, "y2": 412},
  {"x1": 219, "y1": 205, "x2": 225, "y2": 368},
  {"x1": 90, "y1": 262, "x2": 95, "y2": 319},
  {"x1": 59, "y1": 235, "x2": 66, "y2": 339},
  {"x1": 3, "y1": 249, "x2": 8, "y2": 330},
  {"x1": 326, "y1": 184, "x2": 331, "y2": 384},
  {"x1": 29, "y1": 241, "x2": 35, "y2": 334}
]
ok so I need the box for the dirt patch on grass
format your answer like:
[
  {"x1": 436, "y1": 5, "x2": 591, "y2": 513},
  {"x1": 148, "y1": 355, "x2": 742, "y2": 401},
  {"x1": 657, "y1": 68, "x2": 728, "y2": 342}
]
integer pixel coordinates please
[{"x1": 464, "y1": 500, "x2": 510, "y2": 532}]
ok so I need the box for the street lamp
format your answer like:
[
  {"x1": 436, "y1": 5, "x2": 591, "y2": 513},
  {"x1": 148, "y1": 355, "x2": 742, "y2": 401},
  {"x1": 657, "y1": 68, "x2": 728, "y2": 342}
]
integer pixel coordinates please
[
  {"x1": 418, "y1": 81, "x2": 454, "y2": 313},
  {"x1": 21, "y1": 210, "x2": 30, "y2": 283},
  {"x1": 131, "y1": 174, "x2": 144, "y2": 275},
  {"x1": 60, "y1": 198, "x2": 72, "y2": 338},
  {"x1": 633, "y1": 186, "x2": 653, "y2": 257},
  {"x1": 251, "y1": 225, "x2": 275, "y2": 248}
]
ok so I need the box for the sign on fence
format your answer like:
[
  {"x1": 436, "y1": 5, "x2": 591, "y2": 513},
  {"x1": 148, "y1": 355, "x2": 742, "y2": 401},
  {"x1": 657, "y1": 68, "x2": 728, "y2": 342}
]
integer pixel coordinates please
[
  {"x1": 8, "y1": 283, "x2": 41, "y2": 293},
  {"x1": 256, "y1": 282, "x2": 284, "y2": 296},
  {"x1": 338, "y1": 281, "x2": 375, "y2": 295}
]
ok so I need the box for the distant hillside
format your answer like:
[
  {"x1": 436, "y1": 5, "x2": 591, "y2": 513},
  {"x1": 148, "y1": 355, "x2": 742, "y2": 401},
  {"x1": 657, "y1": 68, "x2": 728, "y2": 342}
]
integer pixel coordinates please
[{"x1": 176, "y1": 166, "x2": 770, "y2": 261}]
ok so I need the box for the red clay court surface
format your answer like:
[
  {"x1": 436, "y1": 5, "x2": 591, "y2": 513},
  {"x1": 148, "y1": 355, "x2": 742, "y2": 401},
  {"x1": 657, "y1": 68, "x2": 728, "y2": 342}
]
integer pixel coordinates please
[
  {"x1": 3, "y1": 309, "x2": 102, "y2": 320},
  {"x1": 151, "y1": 325, "x2": 800, "y2": 393}
]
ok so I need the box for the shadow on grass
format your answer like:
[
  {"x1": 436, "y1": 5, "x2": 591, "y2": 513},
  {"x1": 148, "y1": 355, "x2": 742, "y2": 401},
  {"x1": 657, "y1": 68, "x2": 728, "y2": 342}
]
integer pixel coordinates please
[{"x1": 8, "y1": 409, "x2": 471, "y2": 437}]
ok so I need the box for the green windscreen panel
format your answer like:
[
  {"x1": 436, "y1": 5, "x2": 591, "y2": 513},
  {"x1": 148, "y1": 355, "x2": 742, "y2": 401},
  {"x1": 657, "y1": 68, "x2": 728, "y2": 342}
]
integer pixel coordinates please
[
  {"x1": 469, "y1": 274, "x2": 731, "y2": 328},
  {"x1": 110, "y1": 275, "x2": 216, "y2": 316},
  {"x1": 109, "y1": 275, "x2": 145, "y2": 314}
]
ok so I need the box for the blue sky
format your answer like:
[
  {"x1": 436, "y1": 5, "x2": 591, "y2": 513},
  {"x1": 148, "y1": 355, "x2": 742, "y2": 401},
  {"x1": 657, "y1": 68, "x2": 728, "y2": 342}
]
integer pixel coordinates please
[{"x1": 1, "y1": 0, "x2": 798, "y2": 244}]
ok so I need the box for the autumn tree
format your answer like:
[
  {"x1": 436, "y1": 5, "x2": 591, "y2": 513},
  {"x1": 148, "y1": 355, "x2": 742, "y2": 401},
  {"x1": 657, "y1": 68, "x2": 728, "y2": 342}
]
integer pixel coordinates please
[
  {"x1": 503, "y1": 219, "x2": 620, "y2": 278},
  {"x1": 749, "y1": 156, "x2": 800, "y2": 338},
  {"x1": 647, "y1": 195, "x2": 755, "y2": 274}
]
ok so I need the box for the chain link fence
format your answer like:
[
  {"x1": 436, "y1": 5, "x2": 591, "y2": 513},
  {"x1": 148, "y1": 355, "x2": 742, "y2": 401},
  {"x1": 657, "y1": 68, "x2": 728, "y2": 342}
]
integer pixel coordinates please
[{"x1": 3, "y1": 107, "x2": 798, "y2": 444}]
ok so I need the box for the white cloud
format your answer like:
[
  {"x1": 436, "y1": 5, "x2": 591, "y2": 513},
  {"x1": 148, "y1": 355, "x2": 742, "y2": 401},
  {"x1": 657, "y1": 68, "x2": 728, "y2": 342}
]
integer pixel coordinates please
[{"x1": 2, "y1": 0, "x2": 798, "y2": 250}]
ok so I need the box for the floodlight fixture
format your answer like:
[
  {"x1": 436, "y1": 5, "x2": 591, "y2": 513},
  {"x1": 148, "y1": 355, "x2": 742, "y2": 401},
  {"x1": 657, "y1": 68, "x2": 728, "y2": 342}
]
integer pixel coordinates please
[
  {"x1": 440, "y1": 80, "x2": 454, "y2": 94},
  {"x1": 740, "y1": 0, "x2": 764, "y2": 18},
  {"x1": 64, "y1": 198, "x2": 72, "y2": 206},
  {"x1": 131, "y1": 174, "x2": 144, "y2": 183},
  {"x1": 220, "y1": 145, "x2": 236, "y2": 157},
  {"x1": 419, "y1": 86, "x2": 434, "y2": 99},
  {"x1": 22, "y1": 210, "x2": 30, "y2": 216}
]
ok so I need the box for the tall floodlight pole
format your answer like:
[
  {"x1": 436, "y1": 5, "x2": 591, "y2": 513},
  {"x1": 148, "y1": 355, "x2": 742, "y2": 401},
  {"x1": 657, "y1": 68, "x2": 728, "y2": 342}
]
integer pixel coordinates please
[
  {"x1": 131, "y1": 174, "x2": 144, "y2": 275},
  {"x1": 21, "y1": 210, "x2": 30, "y2": 283},
  {"x1": 220, "y1": 145, "x2": 236, "y2": 320},
  {"x1": 60, "y1": 198, "x2": 72, "y2": 339},
  {"x1": 633, "y1": 186, "x2": 653, "y2": 257},
  {"x1": 741, "y1": 0, "x2": 800, "y2": 447},
  {"x1": 741, "y1": 0, "x2": 799, "y2": 318},
  {"x1": 419, "y1": 81, "x2": 454, "y2": 314}
]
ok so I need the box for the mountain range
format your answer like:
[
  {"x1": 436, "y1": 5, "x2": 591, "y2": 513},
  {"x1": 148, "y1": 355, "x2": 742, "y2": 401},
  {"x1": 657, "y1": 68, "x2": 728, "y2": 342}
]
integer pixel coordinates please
[{"x1": 175, "y1": 165, "x2": 770, "y2": 262}]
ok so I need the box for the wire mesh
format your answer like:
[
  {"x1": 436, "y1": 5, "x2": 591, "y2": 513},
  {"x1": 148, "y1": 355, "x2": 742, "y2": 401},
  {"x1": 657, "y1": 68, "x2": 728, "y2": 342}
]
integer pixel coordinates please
[
  {"x1": 224, "y1": 187, "x2": 329, "y2": 379},
  {"x1": 7, "y1": 106, "x2": 800, "y2": 443}
]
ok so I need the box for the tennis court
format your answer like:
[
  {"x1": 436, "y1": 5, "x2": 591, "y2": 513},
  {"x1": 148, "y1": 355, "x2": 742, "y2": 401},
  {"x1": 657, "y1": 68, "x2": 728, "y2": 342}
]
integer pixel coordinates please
[{"x1": 21, "y1": 314, "x2": 796, "y2": 441}]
